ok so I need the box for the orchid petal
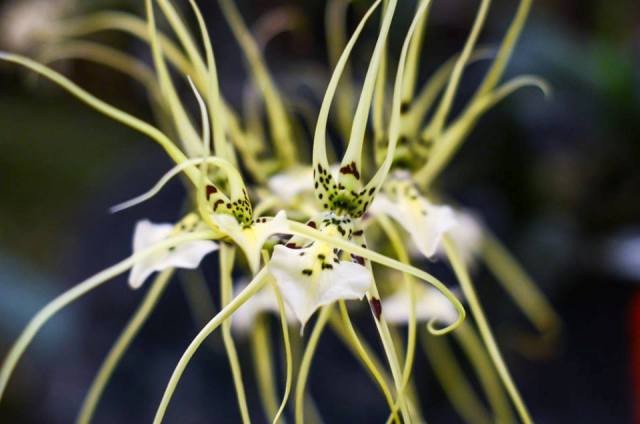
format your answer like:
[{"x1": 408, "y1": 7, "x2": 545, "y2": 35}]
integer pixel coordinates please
[
  {"x1": 128, "y1": 220, "x2": 218, "y2": 289},
  {"x1": 269, "y1": 243, "x2": 373, "y2": 327}
]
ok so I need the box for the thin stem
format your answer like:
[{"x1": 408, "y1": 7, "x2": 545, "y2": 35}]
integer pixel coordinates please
[
  {"x1": 337, "y1": 302, "x2": 399, "y2": 423},
  {"x1": 76, "y1": 269, "x2": 175, "y2": 424},
  {"x1": 251, "y1": 317, "x2": 280, "y2": 422},
  {"x1": 443, "y1": 237, "x2": 532, "y2": 424},
  {"x1": 153, "y1": 267, "x2": 271, "y2": 423},
  {"x1": 294, "y1": 306, "x2": 332, "y2": 424},
  {"x1": 375, "y1": 216, "x2": 418, "y2": 388},
  {"x1": 270, "y1": 279, "x2": 294, "y2": 423},
  {"x1": 220, "y1": 245, "x2": 252, "y2": 424},
  {"x1": 454, "y1": 323, "x2": 515, "y2": 423}
]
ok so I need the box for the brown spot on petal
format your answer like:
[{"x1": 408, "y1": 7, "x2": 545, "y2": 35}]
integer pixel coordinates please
[
  {"x1": 339, "y1": 161, "x2": 360, "y2": 180},
  {"x1": 205, "y1": 185, "x2": 217, "y2": 200}
]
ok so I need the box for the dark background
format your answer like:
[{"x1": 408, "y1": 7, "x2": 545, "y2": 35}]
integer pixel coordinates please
[{"x1": 0, "y1": 0, "x2": 638, "y2": 422}]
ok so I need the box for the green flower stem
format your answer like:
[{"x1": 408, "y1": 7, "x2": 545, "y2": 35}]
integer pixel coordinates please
[
  {"x1": 375, "y1": 216, "x2": 418, "y2": 388},
  {"x1": 76, "y1": 269, "x2": 175, "y2": 424},
  {"x1": 0, "y1": 231, "x2": 213, "y2": 404},
  {"x1": 294, "y1": 306, "x2": 332, "y2": 424},
  {"x1": 336, "y1": 302, "x2": 400, "y2": 423},
  {"x1": 153, "y1": 267, "x2": 271, "y2": 424},
  {"x1": 366, "y1": 283, "x2": 412, "y2": 423},
  {"x1": 251, "y1": 317, "x2": 281, "y2": 422},
  {"x1": 427, "y1": 0, "x2": 490, "y2": 141},
  {"x1": 421, "y1": 328, "x2": 492, "y2": 424},
  {"x1": 325, "y1": 0, "x2": 356, "y2": 142},
  {"x1": 220, "y1": 245, "x2": 252, "y2": 424},
  {"x1": 454, "y1": 323, "x2": 515, "y2": 424},
  {"x1": 472, "y1": 0, "x2": 532, "y2": 99},
  {"x1": 270, "y1": 278, "x2": 294, "y2": 424},
  {"x1": 443, "y1": 237, "x2": 532, "y2": 424}
]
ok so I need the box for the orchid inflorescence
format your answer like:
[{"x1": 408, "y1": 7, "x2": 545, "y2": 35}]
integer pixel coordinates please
[{"x1": 0, "y1": 0, "x2": 562, "y2": 423}]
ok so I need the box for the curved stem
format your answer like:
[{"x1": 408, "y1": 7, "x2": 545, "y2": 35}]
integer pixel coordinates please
[
  {"x1": 220, "y1": 245, "x2": 252, "y2": 424},
  {"x1": 443, "y1": 237, "x2": 532, "y2": 424},
  {"x1": 252, "y1": 318, "x2": 279, "y2": 422},
  {"x1": 454, "y1": 323, "x2": 515, "y2": 423},
  {"x1": 337, "y1": 302, "x2": 399, "y2": 423},
  {"x1": 76, "y1": 269, "x2": 174, "y2": 424},
  {"x1": 294, "y1": 306, "x2": 332, "y2": 424},
  {"x1": 153, "y1": 267, "x2": 270, "y2": 423},
  {"x1": 375, "y1": 216, "x2": 418, "y2": 387},
  {"x1": 271, "y1": 280, "x2": 294, "y2": 423}
]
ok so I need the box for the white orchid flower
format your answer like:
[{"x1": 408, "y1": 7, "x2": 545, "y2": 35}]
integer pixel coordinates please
[
  {"x1": 231, "y1": 282, "x2": 297, "y2": 334},
  {"x1": 128, "y1": 219, "x2": 218, "y2": 289},
  {"x1": 382, "y1": 285, "x2": 459, "y2": 326},
  {"x1": 269, "y1": 213, "x2": 373, "y2": 327},
  {"x1": 369, "y1": 171, "x2": 457, "y2": 258},
  {"x1": 211, "y1": 210, "x2": 289, "y2": 274}
]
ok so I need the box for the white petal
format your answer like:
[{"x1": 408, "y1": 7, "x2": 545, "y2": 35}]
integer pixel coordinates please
[
  {"x1": 212, "y1": 211, "x2": 289, "y2": 274},
  {"x1": 269, "y1": 244, "x2": 372, "y2": 327},
  {"x1": 132, "y1": 220, "x2": 174, "y2": 252},
  {"x1": 382, "y1": 286, "x2": 457, "y2": 325},
  {"x1": 128, "y1": 220, "x2": 218, "y2": 289},
  {"x1": 267, "y1": 167, "x2": 314, "y2": 201},
  {"x1": 370, "y1": 193, "x2": 457, "y2": 258}
]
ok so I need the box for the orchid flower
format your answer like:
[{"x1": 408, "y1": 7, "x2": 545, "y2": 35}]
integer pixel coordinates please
[
  {"x1": 370, "y1": 170, "x2": 457, "y2": 258},
  {"x1": 270, "y1": 213, "x2": 374, "y2": 328},
  {"x1": 0, "y1": 0, "x2": 564, "y2": 424}
]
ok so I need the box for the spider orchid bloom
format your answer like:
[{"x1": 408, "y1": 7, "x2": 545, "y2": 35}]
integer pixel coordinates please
[
  {"x1": 231, "y1": 281, "x2": 296, "y2": 333},
  {"x1": 128, "y1": 218, "x2": 218, "y2": 289},
  {"x1": 383, "y1": 285, "x2": 459, "y2": 326},
  {"x1": 269, "y1": 213, "x2": 373, "y2": 327},
  {"x1": 369, "y1": 170, "x2": 457, "y2": 258}
]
